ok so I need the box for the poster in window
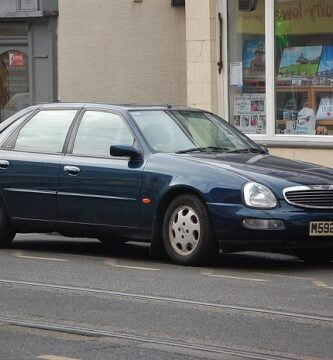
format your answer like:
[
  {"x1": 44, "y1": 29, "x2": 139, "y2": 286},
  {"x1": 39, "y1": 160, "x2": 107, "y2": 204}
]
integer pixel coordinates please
[
  {"x1": 230, "y1": 61, "x2": 243, "y2": 87},
  {"x1": 242, "y1": 39, "x2": 265, "y2": 79},
  {"x1": 316, "y1": 97, "x2": 333, "y2": 121},
  {"x1": 317, "y1": 45, "x2": 333, "y2": 79},
  {"x1": 277, "y1": 46, "x2": 322, "y2": 84},
  {"x1": 296, "y1": 106, "x2": 316, "y2": 135},
  {"x1": 234, "y1": 94, "x2": 266, "y2": 134},
  {"x1": 9, "y1": 52, "x2": 25, "y2": 67}
]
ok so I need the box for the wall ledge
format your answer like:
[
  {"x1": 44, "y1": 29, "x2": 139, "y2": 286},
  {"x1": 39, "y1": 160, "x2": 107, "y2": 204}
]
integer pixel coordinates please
[
  {"x1": 256, "y1": 140, "x2": 333, "y2": 149},
  {"x1": 0, "y1": 10, "x2": 58, "y2": 19}
]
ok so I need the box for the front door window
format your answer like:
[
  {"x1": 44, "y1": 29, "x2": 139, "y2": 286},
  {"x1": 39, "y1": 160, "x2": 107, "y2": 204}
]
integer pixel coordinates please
[{"x1": 72, "y1": 111, "x2": 135, "y2": 157}]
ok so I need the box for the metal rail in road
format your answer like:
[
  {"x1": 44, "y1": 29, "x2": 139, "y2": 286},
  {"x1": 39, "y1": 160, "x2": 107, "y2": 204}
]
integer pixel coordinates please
[
  {"x1": 0, "y1": 315, "x2": 301, "y2": 360},
  {"x1": 0, "y1": 278, "x2": 332, "y2": 323}
]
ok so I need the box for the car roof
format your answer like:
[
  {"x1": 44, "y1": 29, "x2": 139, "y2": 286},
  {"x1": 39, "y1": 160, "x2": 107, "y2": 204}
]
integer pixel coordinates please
[{"x1": 35, "y1": 103, "x2": 203, "y2": 112}]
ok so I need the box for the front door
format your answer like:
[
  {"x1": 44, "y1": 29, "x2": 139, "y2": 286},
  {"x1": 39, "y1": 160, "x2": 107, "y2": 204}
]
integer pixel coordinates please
[
  {"x1": 58, "y1": 110, "x2": 143, "y2": 228},
  {"x1": 0, "y1": 45, "x2": 30, "y2": 122}
]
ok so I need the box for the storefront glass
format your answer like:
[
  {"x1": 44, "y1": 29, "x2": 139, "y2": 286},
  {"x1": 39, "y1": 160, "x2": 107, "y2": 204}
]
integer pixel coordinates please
[
  {"x1": 0, "y1": 23, "x2": 30, "y2": 122},
  {"x1": 227, "y1": 0, "x2": 266, "y2": 135},
  {"x1": 275, "y1": 0, "x2": 333, "y2": 136}
]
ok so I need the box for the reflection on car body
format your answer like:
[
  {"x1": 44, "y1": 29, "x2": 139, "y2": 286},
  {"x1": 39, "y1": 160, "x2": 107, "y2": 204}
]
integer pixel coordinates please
[{"x1": 0, "y1": 103, "x2": 332, "y2": 265}]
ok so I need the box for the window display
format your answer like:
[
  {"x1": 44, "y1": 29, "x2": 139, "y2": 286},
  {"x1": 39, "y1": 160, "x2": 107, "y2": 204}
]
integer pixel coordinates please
[
  {"x1": 227, "y1": 0, "x2": 266, "y2": 135},
  {"x1": 0, "y1": 24, "x2": 30, "y2": 122},
  {"x1": 277, "y1": 46, "x2": 322, "y2": 83},
  {"x1": 227, "y1": 0, "x2": 333, "y2": 139},
  {"x1": 233, "y1": 94, "x2": 266, "y2": 134},
  {"x1": 275, "y1": 0, "x2": 333, "y2": 136},
  {"x1": 242, "y1": 40, "x2": 265, "y2": 80}
]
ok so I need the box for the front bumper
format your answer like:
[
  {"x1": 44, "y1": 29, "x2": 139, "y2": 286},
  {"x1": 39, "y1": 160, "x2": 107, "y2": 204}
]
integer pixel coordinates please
[{"x1": 207, "y1": 201, "x2": 333, "y2": 253}]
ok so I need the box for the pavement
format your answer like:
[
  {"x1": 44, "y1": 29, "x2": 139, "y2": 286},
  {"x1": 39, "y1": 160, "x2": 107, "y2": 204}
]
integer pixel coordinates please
[{"x1": 0, "y1": 233, "x2": 332, "y2": 360}]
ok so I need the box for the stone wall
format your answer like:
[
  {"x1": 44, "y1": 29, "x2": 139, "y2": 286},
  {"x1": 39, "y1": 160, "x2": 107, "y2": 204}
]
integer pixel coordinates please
[
  {"x1": 58, "y1": 0, "x2": 186, "y2": 105},
  {"x1": 185, "y1": 0, "x2": 217, "y2": 112}
]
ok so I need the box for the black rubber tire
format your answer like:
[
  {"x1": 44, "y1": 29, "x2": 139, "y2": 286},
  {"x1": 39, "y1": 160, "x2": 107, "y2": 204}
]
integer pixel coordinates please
[
  {"x1": 0, "y1": 207, "x2": 15, "y2": 248},
  {"x1": 295, "y1": 249, "x2": 333, "y2": 263},
  {"x1": 162, "y1": 194, "x2": 218, "y2": 266}
]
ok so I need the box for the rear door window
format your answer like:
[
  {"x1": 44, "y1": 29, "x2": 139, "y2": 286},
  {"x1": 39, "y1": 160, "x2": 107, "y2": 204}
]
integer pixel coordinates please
[{"x1": 11, "y1": 110, "x2": 77, "y2": 153}]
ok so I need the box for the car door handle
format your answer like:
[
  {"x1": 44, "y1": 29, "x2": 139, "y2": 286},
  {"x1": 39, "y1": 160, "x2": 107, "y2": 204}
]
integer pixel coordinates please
[
  {"x1": 64, "y1": 165, "x2": 80, "y2": 175},
  {"x1": 0, "y1": 160, "x2": 9, "y2": 169}
]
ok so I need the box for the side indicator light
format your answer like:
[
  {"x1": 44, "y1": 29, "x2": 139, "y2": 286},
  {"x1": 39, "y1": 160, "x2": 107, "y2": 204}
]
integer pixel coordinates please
[{"x1": 142, "y1": 198, "x2": 151, "y2": 204}]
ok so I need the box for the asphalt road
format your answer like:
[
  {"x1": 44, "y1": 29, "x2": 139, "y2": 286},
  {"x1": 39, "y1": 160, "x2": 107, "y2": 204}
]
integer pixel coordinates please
[{"x1": 0, "y1": 233, "x2": 332, "y2": 360}]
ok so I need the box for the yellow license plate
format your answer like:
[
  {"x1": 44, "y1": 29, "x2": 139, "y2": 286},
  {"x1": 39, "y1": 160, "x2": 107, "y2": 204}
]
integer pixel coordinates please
[{"x1": 309, "y1": 221, "x2": 333, "y2": 236}]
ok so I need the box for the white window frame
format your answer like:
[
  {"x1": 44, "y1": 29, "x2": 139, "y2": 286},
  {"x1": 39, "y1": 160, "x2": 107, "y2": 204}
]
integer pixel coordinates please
[{"x1": 217, "y1": 0, "x2": 333, "y2": 146}]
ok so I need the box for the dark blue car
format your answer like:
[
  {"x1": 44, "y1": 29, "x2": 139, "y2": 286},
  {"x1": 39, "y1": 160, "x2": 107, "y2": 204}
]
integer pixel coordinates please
[{"x1": 0, "y1": 103, "x2": 333, "y2": 265}]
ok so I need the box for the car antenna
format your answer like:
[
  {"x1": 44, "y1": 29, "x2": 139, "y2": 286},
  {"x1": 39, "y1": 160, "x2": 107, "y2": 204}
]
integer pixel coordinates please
[{"x1": 166, "y1": 104, "x2": 172, "y2": 109}]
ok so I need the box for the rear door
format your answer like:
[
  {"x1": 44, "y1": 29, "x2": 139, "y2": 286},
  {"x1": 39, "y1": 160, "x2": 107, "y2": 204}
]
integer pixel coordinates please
[
  {"x1": 58, "y1": 110, "x2": 144, "y2": 227},
  {"x1": 0, "y1": 109, "x2": 78, "y2": 222}
]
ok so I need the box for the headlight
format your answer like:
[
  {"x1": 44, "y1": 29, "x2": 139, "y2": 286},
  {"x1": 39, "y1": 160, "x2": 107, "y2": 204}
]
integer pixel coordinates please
[{"x1": 243, "y1": 182, "x2": 277, "y2": 209}]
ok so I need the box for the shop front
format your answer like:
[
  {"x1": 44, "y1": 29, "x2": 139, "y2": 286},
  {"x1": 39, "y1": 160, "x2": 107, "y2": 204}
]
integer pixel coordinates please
[
  {"x1": 215, "y1": 0, "x2": 333, "y2": 166},
  {"x1": 0, "y1": 0, "x2": 58, "y2": 122}
]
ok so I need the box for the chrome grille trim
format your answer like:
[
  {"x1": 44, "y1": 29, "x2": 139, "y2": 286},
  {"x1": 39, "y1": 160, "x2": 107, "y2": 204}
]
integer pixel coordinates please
[{"x1": 283, "y1": 185, "x2": 333, "y2": 209}]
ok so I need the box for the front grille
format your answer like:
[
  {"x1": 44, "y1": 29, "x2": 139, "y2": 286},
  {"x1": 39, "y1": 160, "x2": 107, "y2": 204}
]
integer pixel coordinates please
[{"x1": 284, "y1": 186, "x2": 333, "y2": 209}]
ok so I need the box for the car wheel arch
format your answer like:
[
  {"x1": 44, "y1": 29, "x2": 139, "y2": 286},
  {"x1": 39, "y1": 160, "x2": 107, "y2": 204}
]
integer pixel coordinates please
[{"x1": 149, "y1": 186, "x2": 211, "y2": 258}]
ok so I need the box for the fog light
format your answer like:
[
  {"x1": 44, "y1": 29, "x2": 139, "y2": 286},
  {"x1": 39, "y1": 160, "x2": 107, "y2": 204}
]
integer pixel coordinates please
[{"x1": 242, "y1": 219, "x2": 285, "y2": 230}]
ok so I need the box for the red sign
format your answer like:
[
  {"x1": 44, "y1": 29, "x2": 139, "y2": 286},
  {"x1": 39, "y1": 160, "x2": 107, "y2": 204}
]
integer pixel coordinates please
[{"x1": 9, "y1": 52, "x2": 25, "y2": 66}]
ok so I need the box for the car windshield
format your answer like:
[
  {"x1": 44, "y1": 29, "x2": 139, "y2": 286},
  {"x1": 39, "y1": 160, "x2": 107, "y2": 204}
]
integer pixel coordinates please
[{"x1": 130, "y1": 110, "x2": 260, "y2": 153}]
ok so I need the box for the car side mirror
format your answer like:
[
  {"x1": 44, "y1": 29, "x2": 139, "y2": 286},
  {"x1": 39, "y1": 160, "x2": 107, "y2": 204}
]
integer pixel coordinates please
[{"x1": 110, "y1": 145, "x2": 142, "y2": 160}]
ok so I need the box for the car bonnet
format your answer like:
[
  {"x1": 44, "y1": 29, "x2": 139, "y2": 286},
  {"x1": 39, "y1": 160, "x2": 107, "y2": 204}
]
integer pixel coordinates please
[{"x1": 177, "y1": 152, "x2": 333, "y2": 193}]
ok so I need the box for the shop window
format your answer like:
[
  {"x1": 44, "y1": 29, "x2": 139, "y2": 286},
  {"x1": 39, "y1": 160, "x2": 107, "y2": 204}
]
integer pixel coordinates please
[
  {"x1": 227, "y1": 0, "x2": 266, "y2": 135},
  {"x1": 0, "y1": 50, "x2": 30, "y2": 121},
  {"x1": 275, "y1": 0, "x2": 333, "y2": 136}
]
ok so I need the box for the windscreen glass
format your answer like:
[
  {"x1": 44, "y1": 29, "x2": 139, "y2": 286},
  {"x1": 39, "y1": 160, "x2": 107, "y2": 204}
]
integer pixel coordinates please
[{"x1": 130, "y1": 110, "x2": 257, "y2": 153}]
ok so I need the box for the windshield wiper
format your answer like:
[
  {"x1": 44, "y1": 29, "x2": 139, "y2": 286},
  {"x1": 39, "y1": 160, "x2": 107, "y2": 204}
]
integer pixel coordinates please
[
  {"x1": 226, "y1": 147, "x2": 264, "y2": 154},
  {"x1": 176, "y1": 147, "x2": 231, "y2": 154}
]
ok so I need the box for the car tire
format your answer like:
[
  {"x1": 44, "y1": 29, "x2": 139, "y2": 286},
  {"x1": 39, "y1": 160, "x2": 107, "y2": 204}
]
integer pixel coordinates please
[
  {"x1": 162, "y1": 194, "x2": 218, "y2": 266},
  {"x1": 0, "y1": 207, "x2": 15, "y2": 248},
  {"x1": 295, "y1": 249, "x2": 333, "y2": 263}
]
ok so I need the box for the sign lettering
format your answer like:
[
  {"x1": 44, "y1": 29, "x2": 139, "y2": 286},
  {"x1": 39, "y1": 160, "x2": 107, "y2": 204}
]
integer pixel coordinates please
[{"x1": 9, "y1": 52, "x2": 24, "y2": 67}]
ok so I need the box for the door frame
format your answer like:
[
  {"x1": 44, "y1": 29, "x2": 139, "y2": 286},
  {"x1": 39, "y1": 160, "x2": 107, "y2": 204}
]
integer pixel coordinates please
[{"x1": 216, "y1": 0, "x2": 229, "y2": 121}]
